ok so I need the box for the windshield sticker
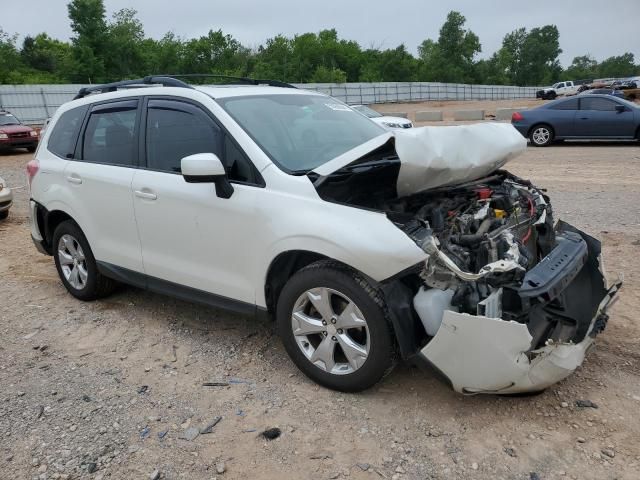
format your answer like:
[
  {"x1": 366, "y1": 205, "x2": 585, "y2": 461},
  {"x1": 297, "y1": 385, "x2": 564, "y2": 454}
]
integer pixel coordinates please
[{"x1": 325, "y1": 103, "x2": 352, "y2": 112}]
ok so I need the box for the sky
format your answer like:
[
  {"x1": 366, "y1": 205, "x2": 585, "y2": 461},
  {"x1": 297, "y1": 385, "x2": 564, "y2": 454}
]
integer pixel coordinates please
[{"x1": 1, "y1": 0, "x2": 639, "y2": 67}]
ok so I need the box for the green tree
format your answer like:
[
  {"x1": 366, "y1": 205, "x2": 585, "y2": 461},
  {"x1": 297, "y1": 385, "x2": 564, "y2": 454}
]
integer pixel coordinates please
[
  {"x1": 105, "y1": 8, "x2": 145, "y2": 79},
  {"x1": 417, "y1": 11, "x2": 480, "y2": 82},
  {"x1": 310, "y1": 65, "x2": 347, "y2": 83},
  {"x1": 493, "y1": 25, "x2": 561, "y2": 85},
  {"x1": 564, "y1": 55, "x2": 598, "y2": 80},
  {"x1": 67, "y1": 0, "x2": 108, "y2": 81},
  {"x1": 0, "y1": 28, "x2": 24, "y2": 83},
  {"x1": 597, "y1": 53, "x2": 638, "y2": 79},
  {"x1": 21, "y1": 33, "x2": 73, "y2": 77}
]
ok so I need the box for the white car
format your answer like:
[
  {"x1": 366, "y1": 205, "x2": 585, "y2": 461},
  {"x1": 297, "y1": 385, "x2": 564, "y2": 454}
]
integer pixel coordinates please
[
  {"x1": 0, "y1": 176, "x2": 13, "y2": 220},
  {"x1": 28, "y1": 76, "x2": 619, "y2": 394},
  {"x1": 351, "y1": 104, "x2": 413, "y2": 130}
]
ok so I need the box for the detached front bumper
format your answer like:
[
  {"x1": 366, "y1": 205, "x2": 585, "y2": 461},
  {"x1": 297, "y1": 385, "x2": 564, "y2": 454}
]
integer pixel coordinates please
[{"x1": 415, "y1": 222, "x2": 621, "y2": 394}]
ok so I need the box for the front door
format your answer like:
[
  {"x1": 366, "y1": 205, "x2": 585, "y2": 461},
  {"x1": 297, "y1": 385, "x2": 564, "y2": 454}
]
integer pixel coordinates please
[
  {"x1": 576, "y1": 97, "x2": 636, "y2": 137},
  {"x1": 131, "y1": 97, "x2": 264, "y2": 306}
]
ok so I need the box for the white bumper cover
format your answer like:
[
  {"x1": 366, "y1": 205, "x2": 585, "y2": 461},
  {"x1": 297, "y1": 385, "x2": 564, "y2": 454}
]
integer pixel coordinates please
[{"x1": 419, "y1": 283, "x2": 620, "y2": 394}]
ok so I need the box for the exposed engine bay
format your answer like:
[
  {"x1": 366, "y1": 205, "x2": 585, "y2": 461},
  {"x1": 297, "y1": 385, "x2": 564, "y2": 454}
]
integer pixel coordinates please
[
  {"x1": 311, "y1": 129, "x2": 618, "y2": 379},
  {"x1": 386, "y1": 171, "x2": 562, "y2": 345}
]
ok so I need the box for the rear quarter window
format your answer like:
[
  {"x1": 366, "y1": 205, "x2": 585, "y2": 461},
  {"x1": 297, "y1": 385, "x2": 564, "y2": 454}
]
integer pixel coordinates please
[{"x1": 47, "y1": 105, "x2": 89, "y2": 159}]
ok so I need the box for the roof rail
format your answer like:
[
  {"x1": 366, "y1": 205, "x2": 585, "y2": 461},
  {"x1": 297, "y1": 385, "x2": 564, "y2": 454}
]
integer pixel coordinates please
[
  {"x1": 157, "y1": 74, "x2": 297, "y2": 89},
  {"x1": 73, "y1": 76, "x2": 194, "y2": 100}
]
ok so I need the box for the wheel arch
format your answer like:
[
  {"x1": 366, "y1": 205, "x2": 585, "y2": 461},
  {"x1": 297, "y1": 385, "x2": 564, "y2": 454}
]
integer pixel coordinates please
[
  {"x1": 264, "y1": 250, "x2": 330, "y2": 315},
  {"x1": 36, "y1": 204, "x2": 80, "y2": 255}
]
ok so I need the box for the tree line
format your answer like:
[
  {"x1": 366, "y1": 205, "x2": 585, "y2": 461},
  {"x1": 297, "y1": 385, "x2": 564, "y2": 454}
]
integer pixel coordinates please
[{"x1": 1, "y1": 0, "x2": 638, "y2": 86}]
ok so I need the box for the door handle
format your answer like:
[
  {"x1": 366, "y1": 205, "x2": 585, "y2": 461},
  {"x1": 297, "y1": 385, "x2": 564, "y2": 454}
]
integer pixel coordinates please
[
  {"x1": 66, "y1": 175, "x2": 82, "y2": 184},
  {"x1": 135, "y1": 190, "x2": 157, "y2": 200},
  {"x1": 579, "y1": 117, "x2": 589, "y2": 120}
]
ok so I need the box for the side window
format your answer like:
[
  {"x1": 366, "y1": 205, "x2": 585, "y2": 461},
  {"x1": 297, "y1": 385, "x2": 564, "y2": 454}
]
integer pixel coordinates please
[
  {"x1": 81, "y1": 100, "x2": 138, "y2": 166},
  {"x1": 47, "y1": 105, "x2": 88, "y2": 159},
  {"x1": 550, "y1": 98, "x2": 578, "y2": 110},
  {"x1": 146, "y1": 99, "x2": 222, "y2": 173},
  {"x1": 580, "y1": 98, "x2": 617, "y2": 111},
  {"x1": 556, "y1": 82, "x2": 565, "y2": 89}
]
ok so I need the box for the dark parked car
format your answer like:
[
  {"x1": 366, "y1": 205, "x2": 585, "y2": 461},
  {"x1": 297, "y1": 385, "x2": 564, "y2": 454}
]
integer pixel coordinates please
[
  {"x1": 579, "y1": 88, "x2": 625, "y2": 99},
  {"x1": 512, "y1": 94, "x2": 640, "y2": 146},
  {"x1": 0, "y1": 110, "x2": 39, "y2": 152}
]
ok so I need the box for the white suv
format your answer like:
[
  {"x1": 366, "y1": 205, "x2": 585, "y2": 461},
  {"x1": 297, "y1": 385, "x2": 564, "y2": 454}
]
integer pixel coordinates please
[{"x1": 29, "y1": 76, "x2": 619, "y2": 394}]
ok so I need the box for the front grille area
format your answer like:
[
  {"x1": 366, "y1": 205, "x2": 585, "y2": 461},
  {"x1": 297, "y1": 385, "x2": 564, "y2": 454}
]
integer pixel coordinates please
[{"x1": 8, "y1": 132, "x2": 29, "y2": 139}]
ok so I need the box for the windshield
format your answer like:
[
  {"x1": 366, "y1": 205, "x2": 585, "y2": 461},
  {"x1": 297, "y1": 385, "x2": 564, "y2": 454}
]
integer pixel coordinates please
[
  {"x1": 353, "y1": 105, "x2": 383, "y2": 118},
  {"x1": 0, "y1": 114, "x2": 20, "y2": 126},
  {"x1": 216, "y1": 94, "x2": 385, "y2": 172}
]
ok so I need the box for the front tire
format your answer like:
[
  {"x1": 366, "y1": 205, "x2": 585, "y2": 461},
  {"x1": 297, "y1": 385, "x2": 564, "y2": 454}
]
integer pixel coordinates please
[
  {"x1": 276, "y1": 261, "x2": 395, "y2": 392},
  {"x1": 530, "y1": 124, "x2": 554, "y2": 147},
  {"x1": 52, "y1": 220, "x2": 116, "y2": 300},
  {"x1": 0, "y1": 210, "x2": 8, "y2": 221}
]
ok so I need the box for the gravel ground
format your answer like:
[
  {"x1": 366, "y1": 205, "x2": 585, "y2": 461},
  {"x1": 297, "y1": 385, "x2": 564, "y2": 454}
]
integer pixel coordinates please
[{"x1": 1, "y1": 130, "x2": 639, "y2": 480}]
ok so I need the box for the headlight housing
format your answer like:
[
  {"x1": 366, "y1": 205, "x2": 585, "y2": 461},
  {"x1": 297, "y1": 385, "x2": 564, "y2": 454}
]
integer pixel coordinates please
[
  {"x1": 0, "y1": 132, "x2": 8, "y2": 140},
  {"x1": 30, "y1": 130, "x2": 38, "y2": 137},
  {"x1": 382, "y1": 122, "x2": 402, "y2": 128}
]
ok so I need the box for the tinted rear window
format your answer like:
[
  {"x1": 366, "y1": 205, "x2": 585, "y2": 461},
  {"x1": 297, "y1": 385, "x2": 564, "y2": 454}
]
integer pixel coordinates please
[
  {"x1": 550, "y1": 98, "x2": 578, "y2": 110},
  {"x1": 47, "y1": 105, "x2": 88, "y2": 159}
]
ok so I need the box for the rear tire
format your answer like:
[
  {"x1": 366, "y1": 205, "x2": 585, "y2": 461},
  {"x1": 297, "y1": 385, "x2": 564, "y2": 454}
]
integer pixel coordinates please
[
  {"x1": 276, "y1": 260, "x2": 395, "y2": 392},
  {"x1": 52, "y1": 220, "x2": 117, "y2": 300},
  {"x1": 0, "y1": 210, "x2": 8, "y2": 221},
  {"x1": 529, "y1": 124, "x2": 554, "y2": 147}
]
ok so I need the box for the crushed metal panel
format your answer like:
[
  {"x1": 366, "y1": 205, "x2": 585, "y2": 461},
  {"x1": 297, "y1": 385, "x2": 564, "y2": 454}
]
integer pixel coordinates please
[{"x1": 394, "y1": 123, "x2": 527, "y2": 196}]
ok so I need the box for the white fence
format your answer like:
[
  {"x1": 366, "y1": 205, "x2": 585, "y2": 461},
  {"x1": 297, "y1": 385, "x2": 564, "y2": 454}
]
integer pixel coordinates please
[{"x1": 0, "y1": 82, "x2": 539, "y2": 125}]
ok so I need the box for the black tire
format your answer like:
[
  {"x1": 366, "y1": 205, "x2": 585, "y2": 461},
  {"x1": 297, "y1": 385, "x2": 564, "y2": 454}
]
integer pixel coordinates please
[
  {"x1": 276, "y1": 260, "x2": 395, "y2": 392},
  {"x1": 52, "y1": 220, "x2": 117, "y2": 300},
  {"x1": 26, "y1": 145, "x2": 37, "y2": 153},
  {"x1": 529, "y1": 124, "x2": 554, "y2": 147},
  {"x1": 0, "y1": 210, "x2": 8, "y2": 220}
]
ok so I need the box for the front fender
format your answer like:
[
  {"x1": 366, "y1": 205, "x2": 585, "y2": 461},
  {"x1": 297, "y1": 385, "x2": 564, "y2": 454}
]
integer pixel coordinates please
[{"x1": 255, "y1": 202, "x2": 427, "y2": 307}]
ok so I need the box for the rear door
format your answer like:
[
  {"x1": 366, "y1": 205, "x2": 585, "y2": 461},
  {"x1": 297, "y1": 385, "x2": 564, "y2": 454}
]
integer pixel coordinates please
[
  {"x1": 576, "y1": 97, "x2": 636, "y2": 137},
  {"x1": 63, "y1": 99, "x2": 144, "y2": 272}
]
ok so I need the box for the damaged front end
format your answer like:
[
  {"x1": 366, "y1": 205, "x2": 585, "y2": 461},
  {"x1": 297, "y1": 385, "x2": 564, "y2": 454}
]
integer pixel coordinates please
[
  {"x1": 311, "y1": 125, "x2": 621, "y2": 394},
  {"x1": 387, "y1": 174, "x2": 621, "y2": 393}
]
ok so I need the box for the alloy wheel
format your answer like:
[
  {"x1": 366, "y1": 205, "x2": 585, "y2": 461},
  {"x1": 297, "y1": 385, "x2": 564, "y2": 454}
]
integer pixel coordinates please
[
  {"x1": 291, "y1": 287, "x2": 370, "y2": 375},
  {"x1": 57, "y1": 234, "x2": 88, "y2": 290},
  {"x1": 532, "y1": 127, "x2": 550, "y2": 145}
]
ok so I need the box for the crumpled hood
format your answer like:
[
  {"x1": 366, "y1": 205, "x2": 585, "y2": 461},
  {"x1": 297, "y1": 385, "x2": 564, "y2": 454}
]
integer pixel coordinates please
[{"x1": 312, "y1": 123, "x2": 526, "y2": 196}]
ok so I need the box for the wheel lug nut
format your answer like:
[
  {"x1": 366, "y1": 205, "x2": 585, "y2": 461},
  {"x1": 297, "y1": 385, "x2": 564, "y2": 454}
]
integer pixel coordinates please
[
  {"x1": 331, "y1": 336, "x2": 337, "y2": 341},
  {"x1": 337, "y1": 329, "x2": 343, "y2": 334},
  {"x1": 322, "y1": 320, "x2": 327, "y2": 325}
]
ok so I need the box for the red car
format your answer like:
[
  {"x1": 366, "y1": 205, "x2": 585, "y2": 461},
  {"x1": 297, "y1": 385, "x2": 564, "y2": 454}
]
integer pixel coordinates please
[{"x1": 0, "y1": 110, "x2": 39, "y2": 152}]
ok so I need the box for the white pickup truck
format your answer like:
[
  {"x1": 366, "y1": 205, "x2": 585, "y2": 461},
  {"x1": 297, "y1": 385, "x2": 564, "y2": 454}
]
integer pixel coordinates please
[{"x1": 536, "y1": 81, "x2": 579, "y2": 100}]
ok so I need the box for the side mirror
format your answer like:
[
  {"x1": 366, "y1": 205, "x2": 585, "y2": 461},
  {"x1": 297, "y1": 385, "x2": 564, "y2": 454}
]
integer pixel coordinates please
[
  {"x1": 615, "y1": 104, "x2": 626, "y2": 113},
  {"x1": 181, "y1": 153, "x2": 234, "y2": 199}
]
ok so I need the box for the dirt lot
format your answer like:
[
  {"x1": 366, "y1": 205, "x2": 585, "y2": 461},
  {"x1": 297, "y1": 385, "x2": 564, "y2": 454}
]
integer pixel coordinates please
[{"x1": 1, "y1": 128, "x2": 640, "y2": 479}]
